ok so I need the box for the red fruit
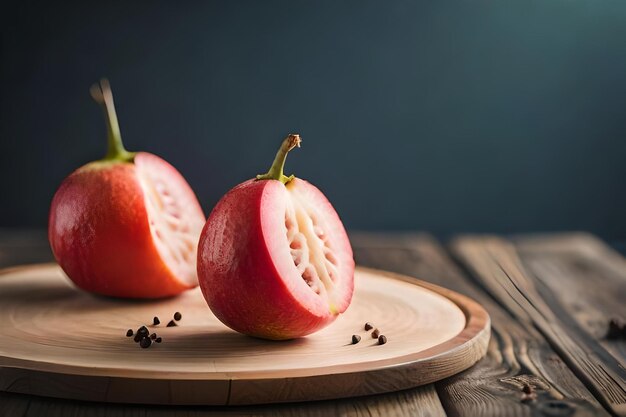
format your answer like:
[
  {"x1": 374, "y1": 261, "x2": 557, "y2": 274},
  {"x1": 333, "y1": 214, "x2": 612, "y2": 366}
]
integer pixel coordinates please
[
  {"x1": 49, "y1": 80, "x2": 205, "y2": 298},
  {"x1": 198, "y1": 135, "x2": 354, "y2": 340}
]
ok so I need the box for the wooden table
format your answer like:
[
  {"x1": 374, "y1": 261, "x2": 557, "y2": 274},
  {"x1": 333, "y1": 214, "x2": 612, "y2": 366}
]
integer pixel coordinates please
[{"x1": 0, "y1": 230, "x2": 624, "y2": 417}]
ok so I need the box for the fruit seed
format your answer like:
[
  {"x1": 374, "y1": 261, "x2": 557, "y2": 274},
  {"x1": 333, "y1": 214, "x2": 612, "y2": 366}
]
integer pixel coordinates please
[
  {"x1": 153, "y1": 316, "x2": 160, "y2": 325},
  {"x1": 139, "y1": 337, "x2": 152, "y2": 348},
  {"x1": 351, "y1": 334, "x2": 361, "y2": 344},
  {"x1": 378, "y1": 335, "x2": 387, "y2": 345},
  {"x1": 150, "y1": 333, "x2": 157, "y2": 340},
  {"x1": 126, "y1": 329, "x2": 133, "y2": 337},
  {"x1": 364, "y1": 322, "x2": 374, "y2": 331},
  {"x1": 167, "y1": 320, "x2": 177, "y2": 327},
  {"x1": 371, "y1": 329, "x2": 380, "y2": 339},
  {"x1": 138, "y1": 326, "x2": 149, "y2": 336},
  {"x1": 155, "y1": 337, "x2": 162, "y2": 343},
  {"x1": 174, "y1": 312, "x2": 182, "y2": 321}
]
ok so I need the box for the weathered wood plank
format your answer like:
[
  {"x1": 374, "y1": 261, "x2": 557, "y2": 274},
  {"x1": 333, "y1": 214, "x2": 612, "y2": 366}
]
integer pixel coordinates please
[
  {"x1": 515, "y1": 233, "x2": 626, "y2": 365},
  {"x1": 0, "y1": 371, "x2": 446, "y2": 417},
  {"x1": 0, "y1": 229, "x2": 53, "y2": 268},
  {"x1": 452, "y1": 235, "x2": 626, "y2": 416},
  {"x1": 353, "y1": 232, "x2": 609, "y2": 417}
]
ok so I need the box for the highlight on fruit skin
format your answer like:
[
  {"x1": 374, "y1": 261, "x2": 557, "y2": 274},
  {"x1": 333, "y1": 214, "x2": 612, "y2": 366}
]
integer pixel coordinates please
[
  {"x1": 48, "y1": 79, "x2": 206, "y2": 299},
  {"x1": 197, "y1": 134, "x2": 355, "y2": 340}
]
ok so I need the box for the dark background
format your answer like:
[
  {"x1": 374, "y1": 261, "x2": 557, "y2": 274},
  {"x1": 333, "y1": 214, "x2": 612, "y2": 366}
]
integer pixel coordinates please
[{"x1": 2, "y1": 1, "x2": 626, "y2": 240}]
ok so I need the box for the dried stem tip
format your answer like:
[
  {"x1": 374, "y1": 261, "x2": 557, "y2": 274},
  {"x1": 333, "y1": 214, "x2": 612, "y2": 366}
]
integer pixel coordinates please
[{"x1": 285, "y1": 134, "x2": 302, "y2": 150}]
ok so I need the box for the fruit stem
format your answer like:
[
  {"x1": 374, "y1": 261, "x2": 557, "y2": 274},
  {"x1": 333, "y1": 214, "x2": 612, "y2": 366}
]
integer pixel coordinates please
[
  {"x1": 256, "y1": 134, "x2": 301, "y2": 184},
  {"x1": 89, "y1": 79, "x2": 135, "y2": 163}
]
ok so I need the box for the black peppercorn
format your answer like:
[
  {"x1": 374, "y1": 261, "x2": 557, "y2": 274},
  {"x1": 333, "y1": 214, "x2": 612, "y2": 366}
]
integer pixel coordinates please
[
  {"x1": 138, "y1": 326, "x2": 149, "y2": 336},
  {"x1": 174, "y1": 312, "x2": 182, "y2": 321},
  {"x1": 607, "y1": 318, "x2": 623, "y2": 339}
]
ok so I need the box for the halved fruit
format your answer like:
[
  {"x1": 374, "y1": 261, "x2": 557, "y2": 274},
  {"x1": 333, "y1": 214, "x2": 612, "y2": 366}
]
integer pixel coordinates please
[
  {"x1": 136, "y1": 152, "x2": 205, "y2": 288},
  {"x1": 48, "y1": 79, "x2": 205, "y2": 298},
  {"x1": 197, "y1": 135, "x2": 354, "y2": 339}
]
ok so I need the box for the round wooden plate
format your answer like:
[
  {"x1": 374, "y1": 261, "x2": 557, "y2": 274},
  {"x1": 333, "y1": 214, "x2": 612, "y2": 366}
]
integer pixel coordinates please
[{"x1": 0, "y1": 264, "x2": 490, "y2": 405}]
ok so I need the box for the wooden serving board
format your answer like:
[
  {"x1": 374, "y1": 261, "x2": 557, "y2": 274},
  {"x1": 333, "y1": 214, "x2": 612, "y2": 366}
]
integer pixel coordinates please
[{"x1": 0, "y1": 264, "x2": 490, "y2": 405}]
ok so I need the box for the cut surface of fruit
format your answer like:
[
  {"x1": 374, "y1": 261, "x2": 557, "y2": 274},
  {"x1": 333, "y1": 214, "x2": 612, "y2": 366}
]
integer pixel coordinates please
[
  {"x1": 136, "y1": 153, "x2": 206, "y2": 287},
  {"x1": 275, "y1": 179, "x2": 354, "y2": 315}
]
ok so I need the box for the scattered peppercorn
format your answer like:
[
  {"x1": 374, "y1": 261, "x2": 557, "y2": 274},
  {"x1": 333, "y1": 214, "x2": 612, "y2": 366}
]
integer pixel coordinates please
[
  {"x1": 378, "y1": 335, "x2": 387, "y2": 345},
  {"x1": 364, "y1": 322, "x2": 374, "y2": 331},
  {"x1": 138, "y1": 326, "x2": 149, "y2": 337},
  {"x1": 155, "y1": 337, "x2": 162, "y2": 343},
  {"x1": 371, "y1": 329, "x2": 380, "y2": 339},
  {"x1": 167, "y1": 320, "x2": 177, "y2": 327},
  {"x1": 174, "y1": 312, "x2": 182, "y2": 321},
  {"x1": 139, "y1": 337, "x2": 152, "y2": 348},
  {"x1": 153, "y1": 316, "x2": 160, "y2": 325},
  {"x1": 351, "y1": 335, "x2": 361, "y2": 344},
  {"x1": 606, "y1": 318, "x2": 623, "y2": 339},
  {"x1": 126, "y1": 329, "x2": 134, "y2": 337},
  {"x1": 150, "y1": 333, "x2": 157, "y2": 340}
]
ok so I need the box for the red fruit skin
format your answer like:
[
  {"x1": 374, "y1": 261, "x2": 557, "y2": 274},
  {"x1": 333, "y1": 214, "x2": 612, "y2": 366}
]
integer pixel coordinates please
[
  {"x1": 49, "y1": 152, "x2": 199, "y2": 298},
  {"x1": 197, "y1": 178, "x2": 354, "y2": 340}
]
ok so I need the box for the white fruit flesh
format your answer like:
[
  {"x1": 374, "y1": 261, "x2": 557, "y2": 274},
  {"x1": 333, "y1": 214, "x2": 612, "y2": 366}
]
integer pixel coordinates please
[
  {"x1": 284, "y1": 184, "x2": 343, "y2": 312},
  {"x1": 135, "y1": 154, "x2": 205, "y2": 286}
]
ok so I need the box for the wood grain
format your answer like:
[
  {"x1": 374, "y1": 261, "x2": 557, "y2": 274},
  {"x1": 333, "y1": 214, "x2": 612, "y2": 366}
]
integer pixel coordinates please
[
  {"x1": 1, "y1": 231, "x2": 619, "y2": 417},
  {"x1": 452, "y1": 235, "x2": 626, "y2": 416},
  {"x1": 0, "y1": 263, "x2": 488, "y2": 406},
  {"x1": 515, "y1": 233, "x2": 626, "y2": 366},
  {"x1": 0, "y1": 385, "x2": 447, "y2": 417},
  {"x1": 0, "y1": 231, "x2": 448, "y2": 417},
  {"x1": 354, "y1": 233, "x2": 610, "y2": 417},
  {"x1": 0, "y1": 229, "x2": 53, "y2": 267}
]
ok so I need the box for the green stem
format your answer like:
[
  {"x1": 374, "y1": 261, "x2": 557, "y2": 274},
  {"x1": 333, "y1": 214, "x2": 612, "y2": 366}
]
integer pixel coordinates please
[
  {"x1": 256, "y1": 134, "x2": 301, "y2": 184},
  {"x1": 89, "y1": 79, "x2": 135, "y2": 162}
]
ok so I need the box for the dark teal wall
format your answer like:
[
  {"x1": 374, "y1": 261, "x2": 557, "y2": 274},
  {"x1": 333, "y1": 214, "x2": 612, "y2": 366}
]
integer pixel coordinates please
[{"x1": 2, "y1": 1, "x2": 626, "y2": 239}]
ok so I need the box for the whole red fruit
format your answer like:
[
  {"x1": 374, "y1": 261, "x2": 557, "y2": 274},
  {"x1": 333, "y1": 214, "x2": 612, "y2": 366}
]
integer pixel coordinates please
[
  {"x1": 49, "y1": 80, "x2": 205, "y2": 298},
  {"x1": 198, "y1": 135, "x2": 354, "y2": 340}
]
